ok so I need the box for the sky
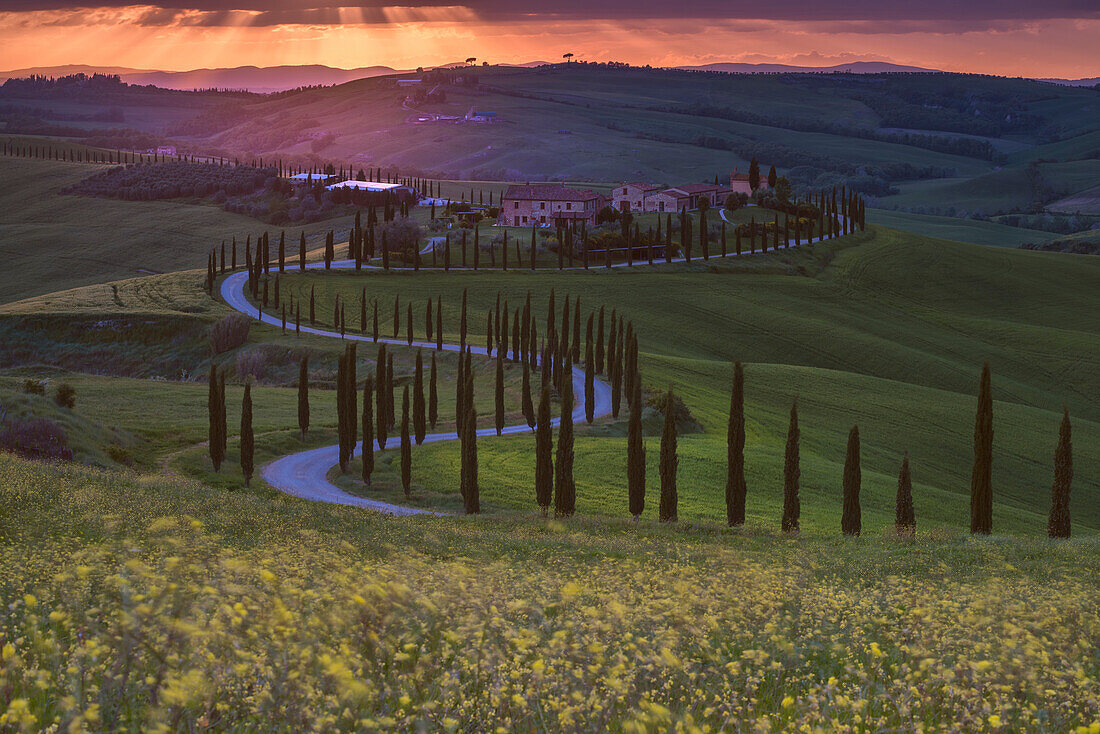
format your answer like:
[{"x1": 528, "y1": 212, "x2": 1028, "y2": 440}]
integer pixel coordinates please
[{"x1": 0, "y1": 1, "x2": 1097, "y2": 78}]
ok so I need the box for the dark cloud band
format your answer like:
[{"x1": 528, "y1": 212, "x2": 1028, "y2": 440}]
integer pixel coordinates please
[{"x1": 1, "y1": 0, "x2": 1097, "y2": 24}]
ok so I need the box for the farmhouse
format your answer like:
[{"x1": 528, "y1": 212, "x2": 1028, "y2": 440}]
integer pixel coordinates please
[
  {"x1": 647, "y1": 183, "x2": 729, "y2": 213},
  {"x1": 498, "y1": 184, "x2": 606, "y2": 227},
  {"x1": 612, "y1": 182, "x2": 661, "y2": 212}
]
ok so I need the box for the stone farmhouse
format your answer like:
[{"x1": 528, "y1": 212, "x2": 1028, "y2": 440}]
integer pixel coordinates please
[
  {"x1": 612, "y1": 171, "x2": 768, "y2": 213},
  {"x1": 498, "y1": 184, "x2": 607, "y2": 227}
]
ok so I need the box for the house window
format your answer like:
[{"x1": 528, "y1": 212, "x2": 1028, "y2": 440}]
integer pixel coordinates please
[
  {"x1": 659, "y1": 201, "x2": 665, "y2": 212},
  {"x1": 540, "y1": 216, "x2": 546, "y2": 223},
  {"x1": 513, "y1": 201, "x2": 518, "y2": 209},
  {"x1": 514, "y1": 216, "x2": 519, "y2": 226},
  {"x1": 540, "y1": 202, "x2": 546, "y2": 210},
  {"x1": 522, "y1": 216, "x2": 528, "y2": 224},
  {"x1": 622, "y1": 188, "x2": 628, "y2": 194},
  {"x1": 566, "y1": 203, "x2": 572, "y2": 210}
]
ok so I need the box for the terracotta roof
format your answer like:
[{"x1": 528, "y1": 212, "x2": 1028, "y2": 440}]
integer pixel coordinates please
[{"x1": 502, "y1": 184, "x2": 600, "y2": 202}]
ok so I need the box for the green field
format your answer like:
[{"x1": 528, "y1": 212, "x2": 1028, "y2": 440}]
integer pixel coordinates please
[
  {"x1": 237, "y1": 226, "x2": 1099, "y2": 534},
  {"x1": 865, "y1": 209, "x2": 1057, "y2": 247},
  {"x1": 0, "y1": 155, "x2": 356, "y2": 303},
  {"x1": 877, "y1": 159, "x2": 1100, "y2": 216}
]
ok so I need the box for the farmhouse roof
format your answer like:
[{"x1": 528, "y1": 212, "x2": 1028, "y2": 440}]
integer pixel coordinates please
[{"x1": 502, "y1": 184, "x2": 601, "y2": 202}]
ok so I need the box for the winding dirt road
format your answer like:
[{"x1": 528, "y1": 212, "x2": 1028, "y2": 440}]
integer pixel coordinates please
[
  {"x1": 220, "y1": 215, "x2": 843, "y2": 514},
  {"x1": 221, "y1": 265, "x2": 611, "y2": 515}
]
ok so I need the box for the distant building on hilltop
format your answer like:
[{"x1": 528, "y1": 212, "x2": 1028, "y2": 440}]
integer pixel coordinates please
[{"x1": 498, "y1": 184, "x2": 606, "y2": 227}]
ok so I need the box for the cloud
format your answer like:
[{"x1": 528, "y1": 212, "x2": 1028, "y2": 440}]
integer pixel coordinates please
[{"x1": 0, "y1": 0, "x2": 1096, "y2": 28}]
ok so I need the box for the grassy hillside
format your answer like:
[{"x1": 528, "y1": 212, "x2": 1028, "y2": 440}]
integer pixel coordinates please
[
  {"x1": 194, "y1": 66, "x2": 1100, "y2": 182},
  {"x1": 0, "y1": 155, "x2": 355, "y2": 304},
  {"x1": 877, "y1": 159, "x2": 1100, "y2": 216},
  {"x1": 2, "y1": 452, "x2": 1098, "y2": 730},
  {"x1": 4, "y1": 223, "x2": 1098, "y2": 534},
  {"x1": 220, "y1": 225, "x2": 1100, "y2": 534},
  {"x1": 865, "y1": 209, "x2": 1058, "y2": 247}
]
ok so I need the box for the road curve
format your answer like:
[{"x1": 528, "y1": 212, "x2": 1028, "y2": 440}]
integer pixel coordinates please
[
  {"x1": 221, "y1": 216, "x2": 843, "y2": 514},
  {"x1": 221, "y1": 268, "x2": 612, "y2": 515}
]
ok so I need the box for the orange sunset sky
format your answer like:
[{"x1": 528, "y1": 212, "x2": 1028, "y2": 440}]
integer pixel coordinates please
[{"x1": 0, "y1": 2, "x2": 1097, "y2": 78}]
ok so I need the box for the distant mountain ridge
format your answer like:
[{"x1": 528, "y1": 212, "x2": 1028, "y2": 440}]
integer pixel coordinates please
[
  {"x1": 0, "y1": 64, "x2": 399, "y2": 93},
  {"x1": 676, "y1": 61, "x2": 939, "y2": 74},
  {"x1": 2, "y1": 61, "x2": 1096, "y2": 93}
]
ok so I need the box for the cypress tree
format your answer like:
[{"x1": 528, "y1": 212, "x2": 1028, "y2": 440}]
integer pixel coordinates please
[
  {"x1": 360, "y1": 288, "x2": 367, "y2": 333},
  {"x1": 372, "y1": 298, "x2": 379, "y2": 342},
  {"x1": 487, "y1": 310, "x2": 494, "y2": 357},
  {"x1": 521, "y1": 359, "x2": 535, "y2": 429},
  {"x1": 426, "y1": 298, "x2": 433, "y2": 342},
  {"x1": 278, "y1": 231, "x2": 285, "y2": 272},
  {"x1": 782, "y1": 400, "x2": 801, "y2": 533},
  {"x1": 535, "y1": 382, "x2": 554, "y2": 514},
  {"x1": 969, "y1": 362, "x2": 994, "y2": 535},
  {"x1": 362, "y1": 378, "x2": 375, "y2": 485},
  {"x1": 611, "y1": 319, "x2": 624, "y2": 418},
  {"x1": 627, "y1": 379, "x2": 645, "y2": 520},
  {"x1": 461, "y1": 372, "x2": 479, "y2": 514},
  {"x1": 386, "y1": 353, "x2": 394, "y2": 429},
  {"x1": 841, "y1": 425, "x2": 862, "y2": 536},
  {"x1": 375, "y1": 345, "x2": 388, "y2": 449},
  {"x1": 1047, "y1": 408, "x2": 1072, "y2": 539},
  {"x1": 393, "y1": 295, "x2": 400, "y2": 338},
  {"x1": 895, "y1": 452, "x2": 915, "y2": 538},
  {"x1": 495, "y1": 354, "x2": 505, "y2": 436},
  {"x1": 429, "y1": 352, "x2": 439, "y2": 427},
  {"x1": 407, "y1": 302, "x2": 413, "y2": 346},
  {"x1": 726, "y1": 361, "x2": 747, "y2": 526},
  {"x1": 554, "y1": 355, "x2": 576, "y2": 518},
  {"x1": 400, "y1": 386, "x2": 412, "y2": 498},
  {"x1": 413, "y1": 350, "x2": 426, "y2": 445},
  {"x1": 309, "y1": 286, "x2": 316, "y2": 324},
  {"x1": 240, "y1": 382, "x2": 254, "y2": 486},
  {"x1": 658, "y1": 386, "x2": 678, "y2": 522},
  {"x1": 298, "y1": 356, "x2": 310, "y2": 440}
]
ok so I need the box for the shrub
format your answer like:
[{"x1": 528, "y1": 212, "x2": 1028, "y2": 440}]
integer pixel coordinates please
[
  {"x1": 236, "y1": 350, "x2": 268, "y2": 382},
  {"x1": 209, "y1": 313, "x2": 252, "y2": 355},
  {"x1": 106, "y1": 442, "x2": 133, "y2": 466},
  {"x1": 22, "y1": 379, "x2": 45, "y2": 396},
  {"x1": 54, "y1": 383, "x2": 76, "y2": 409},
  {"x1": 0, "y1": 418, "x2": 73, "y2": 462}
]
